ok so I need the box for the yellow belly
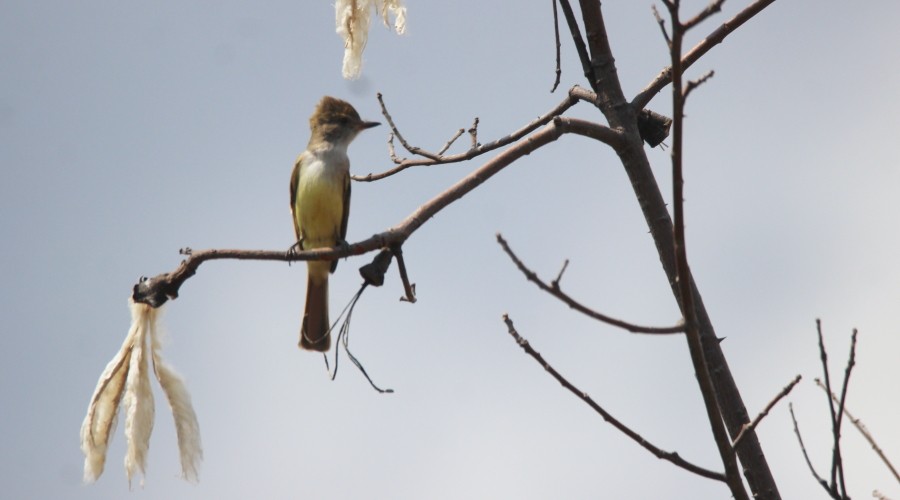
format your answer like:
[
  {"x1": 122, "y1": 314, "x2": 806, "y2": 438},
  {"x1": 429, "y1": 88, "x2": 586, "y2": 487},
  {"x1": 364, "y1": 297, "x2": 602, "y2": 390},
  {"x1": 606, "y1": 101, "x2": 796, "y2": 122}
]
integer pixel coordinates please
[{"x1": 294, "y1": 162, "x2": 344, "y2": 251}]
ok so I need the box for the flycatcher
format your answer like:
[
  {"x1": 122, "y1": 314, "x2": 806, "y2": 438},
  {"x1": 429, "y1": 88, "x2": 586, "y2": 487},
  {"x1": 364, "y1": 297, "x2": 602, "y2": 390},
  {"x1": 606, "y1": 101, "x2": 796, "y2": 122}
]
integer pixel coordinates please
[{"x1": 290, "y1": 96, "x2": 379, "y2": 351}]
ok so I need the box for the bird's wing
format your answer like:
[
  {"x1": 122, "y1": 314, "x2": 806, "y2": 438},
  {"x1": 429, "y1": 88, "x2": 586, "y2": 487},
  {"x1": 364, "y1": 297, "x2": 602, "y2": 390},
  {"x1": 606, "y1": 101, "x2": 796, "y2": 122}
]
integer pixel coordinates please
[
  {"x1": 333, "y1": 171, "x2": 351, "y2": 273},
  {"x1": 289, "y1": 153, "x2": 304, "y2": 243}
]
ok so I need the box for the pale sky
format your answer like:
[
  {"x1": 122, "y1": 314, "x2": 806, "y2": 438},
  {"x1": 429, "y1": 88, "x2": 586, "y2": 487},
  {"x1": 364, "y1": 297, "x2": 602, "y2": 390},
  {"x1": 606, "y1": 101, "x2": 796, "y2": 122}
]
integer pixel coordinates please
[{"x1": 2, "y1": 1, "x2": 899, "y2": 499}]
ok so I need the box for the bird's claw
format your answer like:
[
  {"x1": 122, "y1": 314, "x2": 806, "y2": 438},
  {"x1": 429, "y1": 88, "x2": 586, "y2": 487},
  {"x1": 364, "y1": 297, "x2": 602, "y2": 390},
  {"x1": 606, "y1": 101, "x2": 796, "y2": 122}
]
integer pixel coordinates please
[{"x1": 286, "y1": 240, "x2": 303, "y2": 266}]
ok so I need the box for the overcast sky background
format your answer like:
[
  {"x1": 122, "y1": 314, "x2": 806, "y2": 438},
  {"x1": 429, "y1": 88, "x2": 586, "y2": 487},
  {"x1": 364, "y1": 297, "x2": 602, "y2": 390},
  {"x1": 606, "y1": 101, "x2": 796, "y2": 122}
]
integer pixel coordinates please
[{"x1": 2, "y1": 1, "x2": 899, "y2": 499}]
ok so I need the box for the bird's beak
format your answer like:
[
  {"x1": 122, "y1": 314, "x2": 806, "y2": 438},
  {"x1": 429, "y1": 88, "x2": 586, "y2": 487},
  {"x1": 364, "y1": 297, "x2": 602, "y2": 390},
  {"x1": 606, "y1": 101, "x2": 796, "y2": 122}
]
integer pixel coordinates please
[{"x1": 359, "y1": 121, "x2": 381, "y2": 130}]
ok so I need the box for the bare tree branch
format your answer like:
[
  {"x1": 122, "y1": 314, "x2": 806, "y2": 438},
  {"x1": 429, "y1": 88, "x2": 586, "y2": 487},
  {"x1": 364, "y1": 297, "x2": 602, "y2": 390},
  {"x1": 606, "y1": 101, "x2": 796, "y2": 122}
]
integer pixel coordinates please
[
  {"x1": 651, "y1": 5, "x2": 672, "y2": 47},
  {"x1": 569, "y1": 1, "x2": 780, "y2": 495},
  {"x1": 376, "y1": 92, "x2": 443, "y2": 161},
  {"x1": 557, "y1": 0, "x2": 595, "y2": 85},
  {"x1": 683, "y1": 0, "x2": 726, "y2": 31},
  {"x1": 391, "y1": 244, "x2": 416, "y2": 303},
  {"x1": 468, "y1": 117, "x2": 480, "y2": 149},
  {"x1": 501, "y1": 314, "x2": 725, "y2": 482},
  {"x1": 732, "y1": 374, "x2": 801, "y2": 450},
  {"x1": 817, "y1": 319, "x2": 845, "y2": 498},
  {"x1": 661, "y1": 1, "x2": 748, "y2": 497},
  {"x1": 551, "y1": 0, "x2": 563, "y2": 93},
  {"x1": 632, "y1": 0, "x2": 778, "y2": 111},
  {"x1": 386, "y1": 132, "x2": 402, "y2": 163},
  {"x1": 683, "y1": 70, "x2": 715, "y2": 100},
  {"x1": 833, "y1": 328, "x2": 858, "y2": 498},
  {"x1": 133, "y1": 117, "x2": 623, "y2": 306},
  {"x1": 814, "y1": 378, "x2": 900, "y2": 485},
  {"x1": 437, "y1": 128, "x2": 465, "y2": 156},
  {"x1": 496, "y1": 234, "x2": 684, "y2": 334},
  {"x1": 790, "y1": 402, "x2": 839, "y2": 499},
  {"x1": 353, "y1": 86, "x2": 599, "y2": 182}
]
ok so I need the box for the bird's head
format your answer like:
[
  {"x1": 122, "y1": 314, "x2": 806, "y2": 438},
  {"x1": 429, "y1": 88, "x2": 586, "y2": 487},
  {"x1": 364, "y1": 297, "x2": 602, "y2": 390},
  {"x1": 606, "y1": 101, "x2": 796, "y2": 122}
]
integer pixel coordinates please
[{"x1": 309, "y1": 96, "x2": 380, "y2": 147}]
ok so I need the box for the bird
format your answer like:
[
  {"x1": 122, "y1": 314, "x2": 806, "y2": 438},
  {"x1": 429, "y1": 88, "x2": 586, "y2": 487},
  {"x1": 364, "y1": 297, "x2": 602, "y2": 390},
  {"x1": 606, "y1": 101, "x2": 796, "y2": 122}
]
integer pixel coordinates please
[{"x1": 290, "y1": 96, "x2": 379, "y2": 351}]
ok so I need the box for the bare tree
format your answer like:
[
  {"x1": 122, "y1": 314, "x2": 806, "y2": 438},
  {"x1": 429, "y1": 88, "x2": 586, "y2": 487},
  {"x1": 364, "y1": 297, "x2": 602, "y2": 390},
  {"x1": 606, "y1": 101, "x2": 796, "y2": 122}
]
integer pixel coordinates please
[{"x1": 86, "y1": 1, "x2": 836, "y2": 498}]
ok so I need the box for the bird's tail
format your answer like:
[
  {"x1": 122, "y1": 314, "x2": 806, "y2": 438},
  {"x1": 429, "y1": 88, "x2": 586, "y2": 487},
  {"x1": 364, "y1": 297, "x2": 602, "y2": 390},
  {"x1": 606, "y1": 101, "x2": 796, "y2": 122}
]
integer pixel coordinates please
[{"x1": 300, "y1": 269, "x2": 330, "y2": 351}]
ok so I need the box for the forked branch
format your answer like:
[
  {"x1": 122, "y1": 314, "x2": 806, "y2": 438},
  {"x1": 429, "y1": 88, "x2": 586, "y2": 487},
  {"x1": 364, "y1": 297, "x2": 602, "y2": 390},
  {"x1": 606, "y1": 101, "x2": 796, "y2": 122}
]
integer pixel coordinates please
[
  {"x1": 353, "y1": 87, "x2": 599, "y2": 181},
  {"x1": 496, "y1": 234, "x2": 683, "y2": 334},
  {"x1": 632, "y1": 0, "x2": 778, "y2": 110}
]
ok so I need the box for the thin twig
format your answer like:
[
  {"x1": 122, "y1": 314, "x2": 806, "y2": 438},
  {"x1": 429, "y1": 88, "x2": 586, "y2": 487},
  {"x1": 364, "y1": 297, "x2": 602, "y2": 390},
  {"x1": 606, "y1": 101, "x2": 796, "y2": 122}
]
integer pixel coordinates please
[
  {"x1": 353, "y1": 87, "x2": 599, "y2": 182},
  {"x1": 387, "y1": 132, "x2": 403, "y2": 164},
  {"x1": 790, "y1": 402, "x2": 838, "y2": 498},
  {"x1": 632, "y1": 0, "x2": 779, "y2": 111},
  {"x1": 497, "y1": 234, "x2": 683, "y2": 334},
  {"x1": 817, "y1": 319, "x2": 843, "y2": 498},
  {"x1": 501, "y1": 314, "x2": 725, "y2": 482},
  {"x1": 376, "y1": 93, "x2": 443, "y2": 161},
  {"x1": 833, "y1": 328, "x2": 858, "y2": 498},
  {"x1": 651, "y1": 5, "x2": 672, "y2": 47},
  {"x1": 683, "y1": 70, "x2": 715, "y2": 100},
  {"x1": 390, "y1": 244, "x2": 416, "y2": 303},
  {"x1": 468, "y1": 117, "x2": 480, "y2": 149},
  {"x1": 683, "y1": 0, "x2": 726, "y2": 30},
  {"x1": 814, "y1": 378, "x2": 900, "y2": 485},
  {"x1": 437, "y1": 128, "x2": 465, "y2": 156},
  {"x1": 732, "y1": 374, "x2": 801, "y2": 449},
  {"x1": 551, "y1": 0, "x2": 562, "y2": 93},
  {"x1": 557, "y1": 0, "x2": 595, "y2": 85}
]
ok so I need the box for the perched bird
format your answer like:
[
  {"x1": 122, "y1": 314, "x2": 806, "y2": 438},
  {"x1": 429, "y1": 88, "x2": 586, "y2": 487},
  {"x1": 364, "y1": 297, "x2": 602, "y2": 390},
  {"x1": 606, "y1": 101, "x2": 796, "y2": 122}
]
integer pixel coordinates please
[{"x1": 290, "y1": 96, "x2": 379, "y2": 351}]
